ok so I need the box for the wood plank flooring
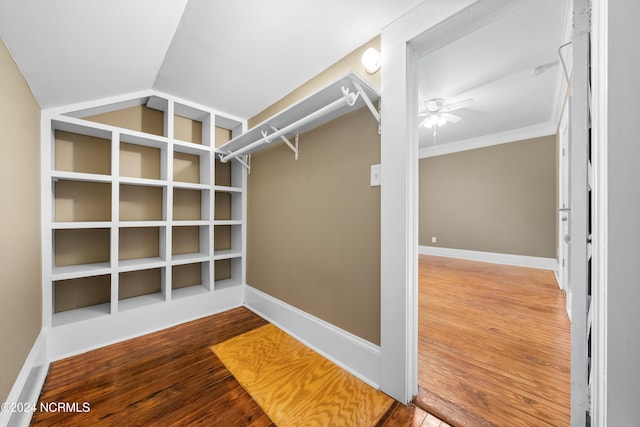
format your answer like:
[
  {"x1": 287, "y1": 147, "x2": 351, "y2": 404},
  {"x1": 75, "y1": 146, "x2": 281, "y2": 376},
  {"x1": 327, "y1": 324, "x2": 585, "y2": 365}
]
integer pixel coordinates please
[
  {"x1": 416, "y1": 255, "x2": 571, "y2": 427},
  {"x1": 31, "y1": 306, "x2": 448, "y2": 426}
]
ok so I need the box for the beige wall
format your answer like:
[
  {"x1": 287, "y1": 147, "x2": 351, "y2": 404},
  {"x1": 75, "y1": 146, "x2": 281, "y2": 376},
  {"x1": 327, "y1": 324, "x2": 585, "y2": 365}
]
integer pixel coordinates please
[
  {"x1": 247, "y1": 106, "x2": 381, "y2": 344},
  {"x1": 0, "y1": 39, "x2": 42, "y2": 402},
  {"x1": 419, "y1": 136, "x2": 557, "y2": 258},
  {"x1": 249, "y1": 35, "x2": 380, "y2": 128},
  {"x1": 246, "y1": 37, "x2": 382, "y2": 344}
]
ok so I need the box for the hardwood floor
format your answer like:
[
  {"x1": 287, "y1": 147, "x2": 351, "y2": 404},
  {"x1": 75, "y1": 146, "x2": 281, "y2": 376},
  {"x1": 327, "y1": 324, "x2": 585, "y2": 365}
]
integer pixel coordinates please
[
  {"x1": 31, "y1": 306, "x2": 448, "y2": 426},
  {"x1": 31, "y1": 307, "x2": 273, "y2": 426},
  {"x1": 416, "y1": 255, "x2": 571, "y2": 426}
]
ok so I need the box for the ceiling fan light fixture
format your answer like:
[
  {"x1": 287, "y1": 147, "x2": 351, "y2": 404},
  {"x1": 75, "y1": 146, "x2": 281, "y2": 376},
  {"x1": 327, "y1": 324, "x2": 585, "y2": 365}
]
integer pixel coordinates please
[{"x1": 423, "y1": 114, "x2": 447, "y2": 128}]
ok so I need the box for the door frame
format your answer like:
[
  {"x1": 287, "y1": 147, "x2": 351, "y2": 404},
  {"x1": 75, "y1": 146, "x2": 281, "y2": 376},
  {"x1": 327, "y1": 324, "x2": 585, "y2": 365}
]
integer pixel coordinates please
[{"x1": 380, "y1": 2, "x2": 606, "y2": 424}]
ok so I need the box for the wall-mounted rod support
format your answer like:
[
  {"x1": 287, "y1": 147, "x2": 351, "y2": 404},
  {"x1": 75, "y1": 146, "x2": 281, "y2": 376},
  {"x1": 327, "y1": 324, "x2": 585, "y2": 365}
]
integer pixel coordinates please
[
  {"x1": 261, "y1": 130, "x2": 272, "y2": 144},
  {"x1": 235, "y1": 155, "x2": 250, "y2": 173},
  {"x1": 269, "y1": 125, "x2": 298, "y2": 160},
  {"x1": 219, "y1": 86, "x2": 359, "y2": 163},
  {"x1": 352, "y1": 80, "x2": 381, "y2": 126}
]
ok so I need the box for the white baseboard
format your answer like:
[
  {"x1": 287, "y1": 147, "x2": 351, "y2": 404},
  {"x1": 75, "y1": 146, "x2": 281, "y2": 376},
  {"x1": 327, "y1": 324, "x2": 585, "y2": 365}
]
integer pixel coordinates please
[
  {"x1": 419, "y1": 245, "x2": 557, "y2": 270},
  {"x1": 48, "y1": 286, "x2": 243, "y2": 361},
  {"x1": 243, "y1": 285, "x2": 382, "y2": 389},
  {"x1": 1, "y1": 331, "x2": 49, "y2": 427},
  {"x1": 553, "y1": 268, "x2": 562, "y2": 289}
]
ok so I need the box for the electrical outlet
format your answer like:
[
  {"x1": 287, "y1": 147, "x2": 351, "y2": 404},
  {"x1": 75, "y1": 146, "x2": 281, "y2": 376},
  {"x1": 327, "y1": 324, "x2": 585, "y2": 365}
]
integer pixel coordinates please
[
  {"x1": 370, "y1": 164, "x2": 381, "y2": 187},
  {"x1": 432, "y1": 236, "x2": 437, "y2": 243}
]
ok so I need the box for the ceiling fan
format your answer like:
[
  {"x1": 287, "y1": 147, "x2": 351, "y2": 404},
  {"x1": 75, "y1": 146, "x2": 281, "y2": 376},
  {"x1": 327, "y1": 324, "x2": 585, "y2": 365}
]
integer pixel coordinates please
[{"x1": 419, "y1": 97, "x2": 474, "y2": 143}]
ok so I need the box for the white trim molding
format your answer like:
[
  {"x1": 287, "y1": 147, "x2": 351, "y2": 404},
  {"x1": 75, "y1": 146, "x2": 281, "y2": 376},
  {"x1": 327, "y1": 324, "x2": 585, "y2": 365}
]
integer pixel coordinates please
[
  {"x1": 419, "y1": 121, "x2": 556, "y2": 159},
  {"x1": 243, "y1": 285, "x2": 382, "y2": 389},
  {"x1": 0, "y1": 332, "x2": 49, "y2": 427},
  {"x1": 47, "y1": 286, "x2": 243, "y2": 361},
  {"x1": 591, "y1": 0, "x2": 608, "y2": 423},
  {"x1": 419, "y1": 245, "x2": 557, "y2": 270}
]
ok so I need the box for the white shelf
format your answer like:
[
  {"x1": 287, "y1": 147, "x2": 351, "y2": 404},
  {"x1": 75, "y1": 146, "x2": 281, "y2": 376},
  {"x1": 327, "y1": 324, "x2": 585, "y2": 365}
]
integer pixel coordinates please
[
  {"x1": 118, "y1": 257, "x2": 166, "y2": 272},
  {"x1": 173, "y1": 140, "x2": 211, "y2": 155},
  {"x1": 120, "y1": 132, "x2": 168, "y2": 149},
  {"x1": 213, "y1": 185, "x2": 243, "y2": 193},
  {"x1": 172, "y1": 284, "x2": 209, "y2": 300},
  {"x1": 51, "y1": 116, "x2": 112, "y2": 139},
  {"x1": 218, "y1": 71, "x2": 379, "y2": 160},
  {"x1": 214, "y1": 278, "x2": 243, "y2": 291},
  {"x1": 213, "y1": 249, "x2": 242, "y2": 260},
  {"x1": 52, "y1": 262, "x2": 111, "y2": 281},
  {"x1": 118, "y1": 221, "x2": 167, "y2": 228},
  {"x1": 118, "y1": 293, "x2": 164, "y2": 312},
  {"x1": 53, "y1": 221, "x2": 112, "y2": 229},
  {"x1": 173, "y1": 182, "x2": 210, "y2": 190},
  {"x1": 173, "y1": 220, "x2": 209, "y2": 227},
  {"x1": 51, "y1": 171, "x2": 111, "y2": 183},
  {"x1": 172, "y1": 253, "x2": 210, "y2": 265},
  {"x1": 52, "y1": 303, "x2": 110, "y2": 327},
  {"x1": 119, "y1": 177, "x2": 168, "y2": 187},
  {"x1": 213, "y1": 220, "x2": 242, "y2": 226}
]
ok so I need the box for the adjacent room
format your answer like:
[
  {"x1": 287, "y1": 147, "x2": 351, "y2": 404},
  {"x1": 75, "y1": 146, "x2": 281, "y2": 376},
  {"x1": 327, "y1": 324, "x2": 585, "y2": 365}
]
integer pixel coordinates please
[
  {"x1": 1, "y1": 1, "x2": 639, "y2": 426},
  {"x1": 412, "y1": 1, "x2": 572, "y2": 425}
]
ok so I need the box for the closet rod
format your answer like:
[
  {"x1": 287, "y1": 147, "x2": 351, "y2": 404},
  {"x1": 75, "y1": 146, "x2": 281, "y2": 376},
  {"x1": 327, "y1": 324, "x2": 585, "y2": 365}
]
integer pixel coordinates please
[{"x1": 219, "y1": 87, "x2": 359, "y2": 163}]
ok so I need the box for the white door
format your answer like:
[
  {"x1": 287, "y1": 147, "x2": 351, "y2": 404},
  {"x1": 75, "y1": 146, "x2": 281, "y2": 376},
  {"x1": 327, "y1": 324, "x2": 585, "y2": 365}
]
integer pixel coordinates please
[
  {"x1": 558, "y1": 102, "x2": 571, "y2": 317},
  {"x1": 569, "y1": 0, "x2": 592, "y2": 424}
]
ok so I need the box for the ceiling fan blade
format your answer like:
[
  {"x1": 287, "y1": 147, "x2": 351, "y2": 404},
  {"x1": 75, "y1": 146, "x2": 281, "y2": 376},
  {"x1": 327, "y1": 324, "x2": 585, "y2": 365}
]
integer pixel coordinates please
[
  {"x1": 441, "y1": 98, "x2": 474, "y2": 112},
  {"x1": 442, "y1": 112, "x2": 461, "y2": 123}
]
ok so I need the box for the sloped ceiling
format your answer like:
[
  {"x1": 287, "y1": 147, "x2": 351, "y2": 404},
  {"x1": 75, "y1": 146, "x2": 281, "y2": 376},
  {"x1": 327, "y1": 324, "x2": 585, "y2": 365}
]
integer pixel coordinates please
[
  {"x1": 0, "y1": 0, "x2": 422, "y2": 119},
  {"x1": 0, "y1": 0, "x2": 189, "y2": 110},
  {"x1": 416, "y1": 0, "x2": 570, "y2": 149}
]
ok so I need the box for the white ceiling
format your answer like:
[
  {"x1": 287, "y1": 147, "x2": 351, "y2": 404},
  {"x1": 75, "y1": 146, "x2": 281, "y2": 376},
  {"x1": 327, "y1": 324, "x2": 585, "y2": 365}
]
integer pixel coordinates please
[
  {"x1": 416, "y1": 0, "x2": 570, "y2": 149},
  {"x1": 0, "y1": 0, "x2": 570, "y2": 137},
  {"x1": 0, "y1": 0, "x2": 189, "y2": 110},
  {"x1": 0, "y1": 0, "x2": 422, "y2": 119}
]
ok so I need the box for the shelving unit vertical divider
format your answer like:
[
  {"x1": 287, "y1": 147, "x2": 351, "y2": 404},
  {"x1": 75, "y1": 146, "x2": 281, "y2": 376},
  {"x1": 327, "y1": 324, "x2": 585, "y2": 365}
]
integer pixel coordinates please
[
  {"x1": 41, "y1": 112, "x2": 54, "y2": 329},
  {"x1": 206, "y1": 114, "x2": 215, "y2": 291},
  {"x1": 240, "y1": 161, "x2": 247, "y2": 285},
  {"x1": 164, "y1": 100, "x2": 175, "y2": 301},
  {"x1": 110, "y1": 130, "x2": 120, "y2": 314}
]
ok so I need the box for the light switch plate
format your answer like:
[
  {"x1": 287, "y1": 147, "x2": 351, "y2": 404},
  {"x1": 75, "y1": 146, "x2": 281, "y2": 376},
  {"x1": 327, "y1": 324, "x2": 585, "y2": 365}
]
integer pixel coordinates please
[{"x1": 370, "y1": 164, "x2": 381, "y2": 187}]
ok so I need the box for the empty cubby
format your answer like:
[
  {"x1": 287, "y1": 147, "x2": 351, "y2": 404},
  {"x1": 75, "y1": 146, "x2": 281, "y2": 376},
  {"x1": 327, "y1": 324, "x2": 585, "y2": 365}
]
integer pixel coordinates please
[
  {"x1": 54, "y1": 130, "x2": 111, "y2": 175},
  {"x1": 54, "y1": 275, "x2": 111, "y2": 313},
  {"x1": 54, "y1": 180, "x2": 111, "y2": 222},
  {"x1": 172, "y1": 226, "x2": 208, "y2": 257},
  {"x1": 174, "y1": 115, "x2": 203, "y2": 145},
  {"x1": 119, "y1": 227, "x2": 161, "y2": 261},
  {"x1": 83, "y1": 103, "x2": 165, "y2": 137},
  {"x1": 173, "y1": 151, "x2": 202, "y2": 184},
  {"x1": 54, "y1": 228, "x2": 110, "y2": 267},
  {"x1": 173, "y1": 188, "x2": 207, "y2": 221},
  {"x1": 118, "y1": 268, "x2": 163, "y2": 302},
  {"x1": 172, "y1": 262, "x2": 208, "y2": 291},
  {"x1": 119, "y1": 141, "x2": 162, "y2": 180},
  {"x1": 119, "y1": 184, "x2": 164, "y2": 221}
]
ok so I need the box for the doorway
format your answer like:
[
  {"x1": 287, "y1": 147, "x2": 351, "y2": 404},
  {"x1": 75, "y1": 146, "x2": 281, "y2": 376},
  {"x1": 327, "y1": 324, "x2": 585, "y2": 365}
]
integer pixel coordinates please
[{"x1": 411, "y1": 1, "x2": 572, "y2": 424}]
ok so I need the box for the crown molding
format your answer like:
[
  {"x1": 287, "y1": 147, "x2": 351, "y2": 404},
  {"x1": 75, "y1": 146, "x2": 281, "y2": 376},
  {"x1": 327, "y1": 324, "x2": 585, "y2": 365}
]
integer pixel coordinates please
[{"x1": 418, "y1": 121, "x2": 556, "y2": 158}]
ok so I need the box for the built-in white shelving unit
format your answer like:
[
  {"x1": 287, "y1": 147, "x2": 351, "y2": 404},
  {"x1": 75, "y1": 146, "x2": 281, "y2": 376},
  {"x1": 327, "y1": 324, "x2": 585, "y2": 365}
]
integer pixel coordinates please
[
  {"x1": 42, "y1": 91, "x2": 246, "y2": 344},
  {"x1": 41, "y1": 72, "x2": 380, "y2": 359}
]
